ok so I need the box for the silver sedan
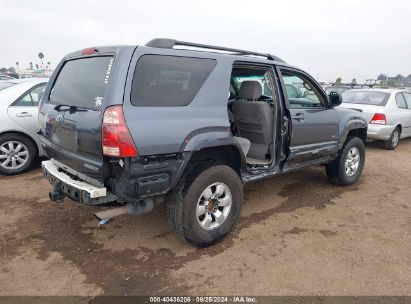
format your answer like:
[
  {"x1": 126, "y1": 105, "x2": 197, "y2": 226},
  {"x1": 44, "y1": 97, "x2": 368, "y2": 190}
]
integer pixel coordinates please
[
  {"x1": 0, "y1": 78, "x2": 48, "y2": 175},
  {"x1": 340, "y1": 89, "x2": 411, "y2": 150}
]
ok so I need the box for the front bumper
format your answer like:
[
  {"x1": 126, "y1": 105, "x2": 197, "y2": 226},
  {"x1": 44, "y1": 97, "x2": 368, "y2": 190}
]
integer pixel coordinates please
[
  {"x1": 42, "y1": 160, "x2": 117, "y2": 205},
  {"x1": 367, "y1": 124, "x2": 395, "y2": 140}
]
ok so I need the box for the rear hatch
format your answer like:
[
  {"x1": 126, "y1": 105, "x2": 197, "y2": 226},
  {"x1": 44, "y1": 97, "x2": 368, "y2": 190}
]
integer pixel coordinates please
[{"x1": 39, "y1": 51, "x2": 120, "y2": 185}]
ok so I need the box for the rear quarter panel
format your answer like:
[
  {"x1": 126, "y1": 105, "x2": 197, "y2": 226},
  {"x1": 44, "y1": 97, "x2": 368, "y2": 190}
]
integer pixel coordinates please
[{"x1": 122, "y1": 47, "x2": 234, "y2": 156}]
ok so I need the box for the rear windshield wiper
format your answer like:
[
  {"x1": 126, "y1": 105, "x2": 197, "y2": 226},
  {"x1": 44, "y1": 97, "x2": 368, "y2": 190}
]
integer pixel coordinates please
[{"x1": 54, "y1": 104, "x2": 88, "y2": 113}]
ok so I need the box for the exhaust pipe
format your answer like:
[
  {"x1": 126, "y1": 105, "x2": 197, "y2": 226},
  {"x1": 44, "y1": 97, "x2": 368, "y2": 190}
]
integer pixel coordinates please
[{"x1": 94, "y1": 198, "x2": 155, "y2": 225}]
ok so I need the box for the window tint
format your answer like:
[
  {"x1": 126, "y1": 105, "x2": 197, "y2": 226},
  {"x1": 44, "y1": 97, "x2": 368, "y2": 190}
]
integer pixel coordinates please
[
  {"x1": 131, "y1": 55, "x2": 216, "y2": 107},
  {"x1": 15, "y1": 84, "x2": 46, "y2": 106},
  {"x1": 50, "y1": 56, "x2": 113, "y2": 110},
  {"x1": 396, "y1": 93, "x2": 407, "y2": 109},
  {"x1": 281, "y1": 71, "x2": 323, "y2": 108},
  {"x1": 342, "y1": 91, "x2": 390, "y2": 106},
  {"x1": 403, "y1": 92, "x2": 411, "y2": 109}
]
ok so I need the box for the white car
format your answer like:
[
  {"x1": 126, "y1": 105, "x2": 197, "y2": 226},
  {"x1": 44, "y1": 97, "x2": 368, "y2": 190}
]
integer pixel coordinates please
[
  {"x1": 0, "y1": 78, "x2": 48, "y2": 175},
  {"x1": 340, "y1": 89, "x2": 411, "y2": 149}
]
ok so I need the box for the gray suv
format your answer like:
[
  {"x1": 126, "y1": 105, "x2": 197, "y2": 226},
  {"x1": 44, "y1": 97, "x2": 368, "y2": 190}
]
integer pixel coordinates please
[{"x1": 39, "y1": 39, "x2": 367, "y2": 247}]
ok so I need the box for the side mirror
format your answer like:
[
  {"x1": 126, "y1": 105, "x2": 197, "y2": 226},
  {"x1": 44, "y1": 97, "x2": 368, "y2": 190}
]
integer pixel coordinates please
[{"x1": 329, "y1": 91, "x2": 342, "y2": 107}]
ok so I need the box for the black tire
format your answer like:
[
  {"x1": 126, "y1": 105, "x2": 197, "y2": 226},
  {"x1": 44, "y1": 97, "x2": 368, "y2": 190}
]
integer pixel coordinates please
[
  {"x1": 167, "y1": 163, "x2": 243, "y2": 247},
  {"x1": 0, "y1": 133, "x2": 37, "y2": 175},
  {"x1": 384, "y1": 127, "x2": 400, "y2": 150},
  {"x1": 326, "y1": 137, "x2": 365, "y2": 186}
]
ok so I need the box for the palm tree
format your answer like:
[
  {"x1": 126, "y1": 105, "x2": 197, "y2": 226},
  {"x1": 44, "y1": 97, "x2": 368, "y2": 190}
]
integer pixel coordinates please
[
  {"x1": 47, "y1": 61, "x2": 51, "y2": 70},
  {"x1": 16, "y1": 61, "x2": 19, "y2": 70},
  {"x1": 29, "y1": 62, "x2": 33, "y2": 70},
  {"x1": 35, "y1": 63, "x2": 39, "y2": 70},
  {"x1": 38, "y1": 52, "x2": 44, "y2": 65}
]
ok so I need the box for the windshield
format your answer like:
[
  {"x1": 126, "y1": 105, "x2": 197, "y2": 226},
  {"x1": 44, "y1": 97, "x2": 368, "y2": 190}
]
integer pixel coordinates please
[
  {"x1": 0, "y1": 82, "x2": 16, "y2": 91},
  {"x1": 342, "y1": 90, "x2": 390, "y2": 106}
]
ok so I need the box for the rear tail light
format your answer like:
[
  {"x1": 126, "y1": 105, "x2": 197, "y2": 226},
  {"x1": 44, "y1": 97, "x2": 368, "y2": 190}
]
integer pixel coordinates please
[
  {"x1": 102, "y1": 106, "x2": 138, "y2": 157},
  {"x1": 370, "y1": 113, "x2": 386, "y2": 125}
]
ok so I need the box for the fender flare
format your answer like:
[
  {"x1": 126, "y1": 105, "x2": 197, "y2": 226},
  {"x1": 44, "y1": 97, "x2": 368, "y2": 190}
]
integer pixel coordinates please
[
  {"x1": 170, "y1": 128, "x2": 247, "y2": 189},
  {"x1": 338, "y1": 119, "x2": 367, "y2": 149}
]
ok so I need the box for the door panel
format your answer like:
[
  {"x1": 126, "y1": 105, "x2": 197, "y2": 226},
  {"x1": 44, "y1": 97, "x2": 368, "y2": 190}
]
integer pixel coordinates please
[
  {"x1": 401, "y1": 92, "x2": 411, "y2": 137},
  {"x1": 7, "y1": 83, "x2": 46, "y2": 136},
  {"x1": 8, "y1": 106, "x2": 39, "y2": 135},
  {"x1": 279, "y1": 68, "x2": 339, "y2": 169}
]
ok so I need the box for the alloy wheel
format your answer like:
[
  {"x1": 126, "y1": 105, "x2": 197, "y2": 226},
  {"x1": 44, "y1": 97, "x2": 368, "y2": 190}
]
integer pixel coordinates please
[
  {"x1": 0, "y1": 141, "x2": 29, "y2": 170},
  {"x1": 196, "y1": 182, "x2": 232, "y2": 230},
  {"x1": 344, "y1": 147, "x2": 360, "y2": 177}
]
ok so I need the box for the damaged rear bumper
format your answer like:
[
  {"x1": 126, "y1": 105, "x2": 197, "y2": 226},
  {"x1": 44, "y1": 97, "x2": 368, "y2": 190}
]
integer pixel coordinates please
[{"x1": 42, "y1": 159, "x2": 118, "y2": 205}]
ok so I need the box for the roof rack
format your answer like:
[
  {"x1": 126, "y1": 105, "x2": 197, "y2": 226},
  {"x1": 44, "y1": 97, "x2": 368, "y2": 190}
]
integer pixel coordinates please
[{"x1": 145, "y1": 38, "x2": 285, "y2": 63}]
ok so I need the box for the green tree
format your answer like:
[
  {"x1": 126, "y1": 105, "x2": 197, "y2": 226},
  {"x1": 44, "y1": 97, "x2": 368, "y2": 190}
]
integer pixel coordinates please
[
  {"x1": 29, "y1": 62, "x2": 33, "y2": 70},
  {"x1": 351, "y1": 78, "x2": 357, "y2": 85},
  {"x1": 38, "y1": 52, "x2": 44, "y2": 65},
  {"x1": 377, "y1": 74, "x2": 388, "y2": 81},
  {"x1": 335, "y1": 77, "x2": 342, "y2": 85},
  {"x1": 47, "y1": 61, "x2": 51, "y2": 69},
  {"x1": 35, "y1": 63, "x2": 39, "y2": 70}
]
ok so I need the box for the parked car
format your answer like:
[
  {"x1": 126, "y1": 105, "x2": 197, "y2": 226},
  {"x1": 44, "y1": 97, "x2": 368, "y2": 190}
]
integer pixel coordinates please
[
  {"x1": 39, "y1": 39, "x2": 367, "y2": 247},
  {"x1": 0, "y1": 79, "x2": 48, "y2": 175},
  {"x1": 0, "y1": 74, "x2": 15, "y2": 80},
  {"x1": 325, "y1": 86, "x2": 351, "y2": 95},
  {"x1": 340, "y1": 89, "x2": 411, "y2": 149}
]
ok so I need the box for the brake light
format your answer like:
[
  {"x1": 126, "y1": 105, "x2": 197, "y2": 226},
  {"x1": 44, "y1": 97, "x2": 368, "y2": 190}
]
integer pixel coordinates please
[
  {"x1": 81, "y1": 47, "x2": 98, "y2": 55},
  {"x1": 370, "y1": 113, "x2": 386, "y2": 125},
  {"x1": 102, "y1": 106, "x2": 138, "y2": 157}
]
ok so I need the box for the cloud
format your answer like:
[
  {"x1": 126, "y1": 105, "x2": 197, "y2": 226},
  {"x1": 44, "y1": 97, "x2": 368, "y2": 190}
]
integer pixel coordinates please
[{"x1": 1, "y1": 0, "x2": 410, "y2": 82}]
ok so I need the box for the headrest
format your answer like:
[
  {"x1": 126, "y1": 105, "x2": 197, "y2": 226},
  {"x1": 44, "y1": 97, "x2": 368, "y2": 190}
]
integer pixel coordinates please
[{"x1": 238, "y1": 81, "x2": 262, "y2": 100}]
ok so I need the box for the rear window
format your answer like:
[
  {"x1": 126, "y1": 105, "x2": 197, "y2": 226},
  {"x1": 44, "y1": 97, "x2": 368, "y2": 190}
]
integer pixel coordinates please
[
  {"x1": 131, "y1": 55, "x2": 216, "y2": 107},
  {"x1": 49, "y1": 56, "x2": 114, "y2": 110},
  {"x1": 342, "y1": 91, "x2": 390, "y2": 106},
  {"x1": 0, "y1": 82, "x2": 16, "y2": 91}
]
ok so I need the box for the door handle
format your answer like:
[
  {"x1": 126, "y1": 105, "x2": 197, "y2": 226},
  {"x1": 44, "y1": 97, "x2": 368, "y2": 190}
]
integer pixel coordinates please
[
  {"x1": 292, "y1": 113, "x2": 304, "y2": 121},
  {"x1": 16, "y1": 112, "x2": 33, "y2": 117}
]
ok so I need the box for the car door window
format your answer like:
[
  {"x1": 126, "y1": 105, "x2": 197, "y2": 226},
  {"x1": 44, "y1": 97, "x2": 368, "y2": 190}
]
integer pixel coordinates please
[
  {"x1": 395, "y1": 93, "x2": 407, "y2": 109},
  {"x1": 280, "y1": 71, "x2": 324, "y2": 108},
  {"x1": 14, "y1": 84, "x2": 46, "y2": 107},
  {"x1": 403, "y1": 92, "x2": 411, "y2": 109}
]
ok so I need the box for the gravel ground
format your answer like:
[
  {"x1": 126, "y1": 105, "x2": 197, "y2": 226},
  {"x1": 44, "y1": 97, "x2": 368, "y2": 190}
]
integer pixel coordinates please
[{"x1": 0, "y1": 140, "x2": 410, "y2": 297}]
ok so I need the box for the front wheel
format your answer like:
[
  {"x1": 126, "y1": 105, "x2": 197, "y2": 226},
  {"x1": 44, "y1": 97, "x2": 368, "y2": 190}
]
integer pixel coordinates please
[
  {"x1": 167, "y1": 164, "x2": 243, "y2": 247},
  {"x1": 326, "y1": 137, "x2": 365, "y2": 186}
]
